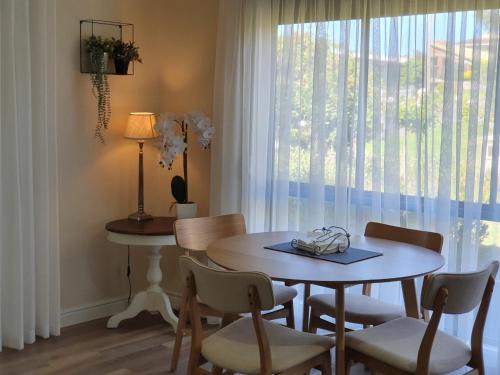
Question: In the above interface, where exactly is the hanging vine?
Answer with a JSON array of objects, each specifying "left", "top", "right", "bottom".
[
  {"left": 89, "top": 53, "right": 111, "bottom": 143},
  {"left": 85, "top": 36, "right": 112, "bottom": 143}
]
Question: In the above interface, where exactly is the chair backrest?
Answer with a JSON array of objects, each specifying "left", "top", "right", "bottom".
[
  {"left": 174, "top": 214, "right": 246, "bottom": 252},
  {"left": 421, "top": 261, "right": 499, "bottom": 314},
  {"left": 364, "top": 222, "right": 443, "bottom": 253},
  {"left": 178, "top": 255, "right": 275, "bottom": 314}
]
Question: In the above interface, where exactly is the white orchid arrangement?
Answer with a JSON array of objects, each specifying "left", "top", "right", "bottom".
[
  {"left": 154, "top": 111, "right": 215, "bottom": 204},
  {"left": 155, "top": 111, "right": 214, "bottom": 169}
]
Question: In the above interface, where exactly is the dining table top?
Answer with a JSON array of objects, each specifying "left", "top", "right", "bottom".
[{"left": 206, "top": 231, "right": 445, "bottom": 285}]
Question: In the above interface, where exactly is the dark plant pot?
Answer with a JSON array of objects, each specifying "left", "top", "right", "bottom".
[{"left": 114, "top": 59, "right": 130, "bottom": 75}]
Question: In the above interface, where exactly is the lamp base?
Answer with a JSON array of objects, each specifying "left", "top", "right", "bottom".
[{"left": 128, "top": 211, "right": 154, "bottom": 222}]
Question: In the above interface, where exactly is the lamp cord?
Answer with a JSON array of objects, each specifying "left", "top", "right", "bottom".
[{"left": 127, "top": 245, "right": 132, "bottom": 305}]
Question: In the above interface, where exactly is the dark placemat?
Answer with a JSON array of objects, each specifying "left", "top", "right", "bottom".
[{"left": 264, "top": 242, "right": 382, "bottom": 265}]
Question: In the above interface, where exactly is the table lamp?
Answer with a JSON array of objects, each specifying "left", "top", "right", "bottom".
[{"left": 125, "top": 112, "right": 158, "bottom": 221}]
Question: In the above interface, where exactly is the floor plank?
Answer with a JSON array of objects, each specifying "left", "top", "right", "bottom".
[{"left": 0, "top": 311, "right": 369, "bottom": 374}]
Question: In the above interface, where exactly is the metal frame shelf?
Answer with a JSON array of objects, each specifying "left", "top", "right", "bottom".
[{"left": 80, "top": 19, "right": 135, "bottom": 75}]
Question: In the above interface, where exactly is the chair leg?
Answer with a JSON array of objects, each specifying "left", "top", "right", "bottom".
[
  {"left": 302, "top": 283, "right": 311, "bottom": 331},
  {"left": 345, "top": 361, "right": 352, "bottom": 375},
  {"left": 308, "top": 308, "right": 319, "bottom": 333},
  {"left": 186, "top": 352, "right": 198, "bottom": 375},
  {"left": 321, "top": 352, "right": 333, "bottom": 375},
  {"left": 344, "top": 350, "right": 351, "bottom": 375},
  {"left": 284, "top": 300, "right": 295, "bottom": 329},
  {"left": 171, "top": 292, "right": 190, "bottom": 372}
]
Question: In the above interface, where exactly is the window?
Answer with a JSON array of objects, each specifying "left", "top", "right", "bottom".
[{"left": 273, "top": 10, "right": 500, "bottom": 223}]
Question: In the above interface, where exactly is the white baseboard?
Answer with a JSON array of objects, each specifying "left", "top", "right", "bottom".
[
  {"left": 60, "top": 290, "right": 183, "bottom": 328},
  {"left": 60, "top": 296, "right": 129, "bottom": 328}
]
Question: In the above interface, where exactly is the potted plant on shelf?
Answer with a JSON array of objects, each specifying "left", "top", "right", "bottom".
[
  {"left": 155, "top": 112, "right": 215, "bottom": 219},
  {"left": 110, "top": 38, "right": 142, "bottom": 75},
  {"left": 83, "top": 35, "right": 113, "bottom": 143}
]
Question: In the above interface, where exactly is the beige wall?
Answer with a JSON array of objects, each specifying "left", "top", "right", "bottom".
[{"left": 56, "top": 0, "right": 218, "bottom": 311}]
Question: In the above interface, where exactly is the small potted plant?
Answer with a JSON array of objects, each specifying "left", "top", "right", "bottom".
[
  {"left": 155, "top": 112, "right": 215, "bottom": 219},
  {"left": 84, "top": 35, "right": 112, "bottom": 73},
  {"left": 83, "top": 35, "right": 113, "bottom": 143},
  {"left": 110, "top": 38, "right": 142, "bottom": 75},
  {"left": 170, "top": 175, "right": 196, "bottom": 219}
]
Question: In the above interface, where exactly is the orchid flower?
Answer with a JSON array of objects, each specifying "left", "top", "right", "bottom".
[
  {"left": 155, "top": 113, "right": 186, "bottom": 169},
  {"left": 155, "top": 111, "right": 214, "bottom": 168},
  {"left": 184, "top": 111, "right": 215, "bottom": 149}
]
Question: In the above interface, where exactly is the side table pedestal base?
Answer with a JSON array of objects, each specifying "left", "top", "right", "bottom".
[
  {"left": 107, "top": 245, "right": 178, "bottom": 331},
  {"left": 107, "top": 290, "right": 178, "bottom": 331}
]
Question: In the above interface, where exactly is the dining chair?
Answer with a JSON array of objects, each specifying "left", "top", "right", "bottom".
[
  {"left": 307, "top": 222, "right": 443, "bottom": 334},
  {"left": 170, "top": 214, "right": 298, "bottom": 372},
  {"left": 344, "top": 261, "right": 499, "bottom": 375},
  {"left": 179, "top": 255, "right": 335, "bottom": 375}
]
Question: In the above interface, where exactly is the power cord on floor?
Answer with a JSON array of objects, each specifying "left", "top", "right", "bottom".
[{"left": 127, "top": 245, "right": 132, "bottom": 305}]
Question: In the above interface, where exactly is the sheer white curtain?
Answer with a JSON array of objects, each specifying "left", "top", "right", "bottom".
[
  {"left": 213, "top": 0, "right": 500, "bottom": 371},
  {"left": 211, "top": 0, "right": 276, "bottom": 231},
  {"left": 0, "top": 0, "right": 60, "bottom": 350}
]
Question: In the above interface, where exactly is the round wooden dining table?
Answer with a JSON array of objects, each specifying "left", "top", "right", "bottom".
[{"left": 206, "top": 231, "right": 445, "bottom": 375}]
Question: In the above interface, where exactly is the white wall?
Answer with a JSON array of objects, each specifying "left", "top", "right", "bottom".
[{"left": 56, "top": 0, "right": 218, "bottom": 318}]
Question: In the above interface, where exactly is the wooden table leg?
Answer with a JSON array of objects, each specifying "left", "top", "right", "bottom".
[
  {"left": 302, "top": 283, "right": 311, "bottom": 331},
  {"left": 335, "top": 285, "right": 345, "bottom": 375},
  {"left": 401, "top": 279, "right": 419, "bottom": 318}
]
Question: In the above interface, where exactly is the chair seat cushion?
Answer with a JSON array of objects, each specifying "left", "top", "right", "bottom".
[
  {"left": 346, "top": 317, "right": 471, "bottom": 374},
  {"left": 307, "top": 292, "right": 404, "bottom": 325},
  {"left": 272, "top": 283, "right": 297, "bottom": 306},
  {"left": 202, "top": 317, "right": 334, "bottom": 374}
]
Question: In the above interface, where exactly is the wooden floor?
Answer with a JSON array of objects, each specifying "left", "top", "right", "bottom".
[{"left": 0, "top": 312, "right": 369, "bottom": 375}]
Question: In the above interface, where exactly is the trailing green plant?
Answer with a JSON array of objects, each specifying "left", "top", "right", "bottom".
[
  {"left": 84, "top": 35, "right": 113, "bottom": 143},
  {"left": 110, "top": 38, "right": 143, "bottom": 63}
]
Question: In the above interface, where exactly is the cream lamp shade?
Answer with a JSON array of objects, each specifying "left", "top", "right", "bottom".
[{"left": 125, "top": 112, "right": 158, "bottom": 140}]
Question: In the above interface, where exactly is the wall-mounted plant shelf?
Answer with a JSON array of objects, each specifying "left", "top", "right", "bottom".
[{"left": 80, "top": 19, "right": 135, "bottom": 75}]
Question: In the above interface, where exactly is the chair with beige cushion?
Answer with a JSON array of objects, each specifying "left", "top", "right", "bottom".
[
  {"left": 170, "top": 214, "right": 298, "bottom": 372},
  {"left": 307, "top": 222, "right": 443, "bottom": 333},
  {"left": 345, "top": 261, "right": 499, "bottom": 375},
  {"left": 179, "top": 255, "right": 335, "bottom": 375}
]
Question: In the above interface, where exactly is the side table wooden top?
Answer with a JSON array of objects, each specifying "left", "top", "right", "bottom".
[{"left": 105, "top": 216, "right": 176, "bottom": 236}]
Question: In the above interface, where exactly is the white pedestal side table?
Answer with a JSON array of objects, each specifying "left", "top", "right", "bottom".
[{"left": 105, "top": 217, "right": 178, "bottom": 332}]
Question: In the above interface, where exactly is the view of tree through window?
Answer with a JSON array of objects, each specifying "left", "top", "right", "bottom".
[{"left": 275, "top": 10, "right": 498, "bottom": 208}]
